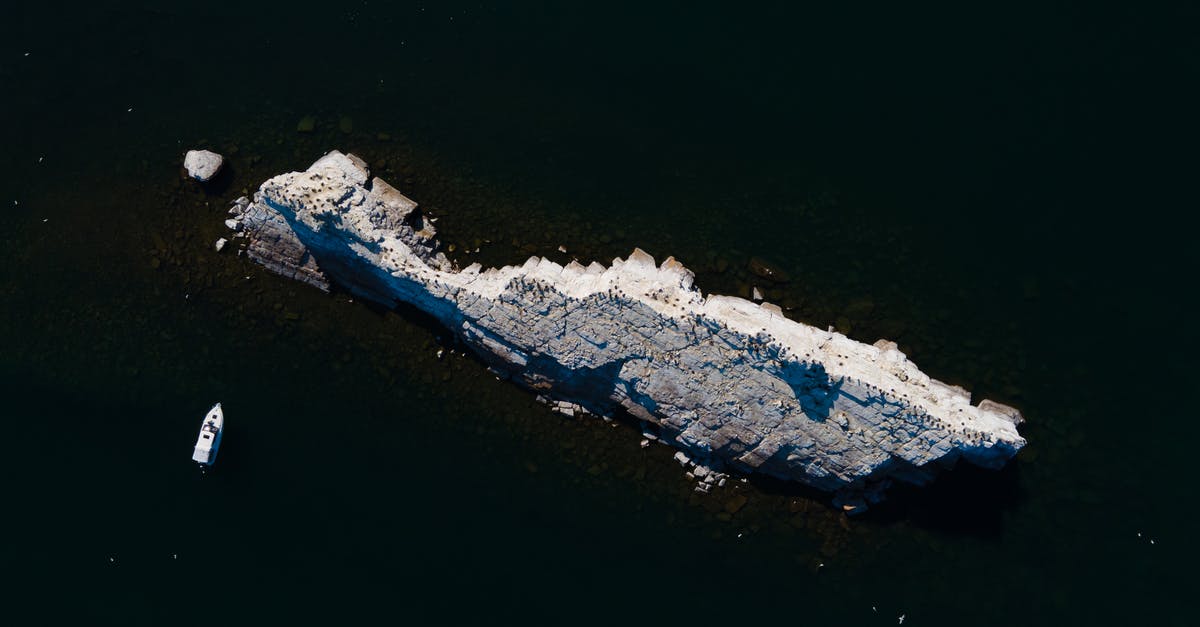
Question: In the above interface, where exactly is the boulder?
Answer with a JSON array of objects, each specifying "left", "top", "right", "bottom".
[{"left": 184, "top": 149, "right": 223, "bottom": 182}]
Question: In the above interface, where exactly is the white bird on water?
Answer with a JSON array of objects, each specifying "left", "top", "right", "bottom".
[{"left": 898, "top": 614, "right": 906, "bottom": 624}]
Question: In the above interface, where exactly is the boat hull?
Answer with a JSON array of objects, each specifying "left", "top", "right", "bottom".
[{"left": 192, "top": 403, "right": 224, "bottom": 466}]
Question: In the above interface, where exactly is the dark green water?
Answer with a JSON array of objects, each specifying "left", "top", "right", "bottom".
[{"left": 2, "top": 2, "right": 1192, "bottom": 624}]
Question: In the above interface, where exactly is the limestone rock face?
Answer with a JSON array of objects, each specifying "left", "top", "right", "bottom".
[
  {"left": 226, "top": 150, "right": 1026, "bottom": 508},
  {"left": 184, "top": 149, "right": 223, "bottom": 182}
]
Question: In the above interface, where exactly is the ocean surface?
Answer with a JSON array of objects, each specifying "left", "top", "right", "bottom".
[{"left": 1, "top": 2, "right": 1192, "bottom": 624}]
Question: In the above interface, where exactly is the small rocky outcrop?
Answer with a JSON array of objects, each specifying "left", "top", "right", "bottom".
[
  {"left": 184, "top": 149, "right": 223, "bottom": 182},
  {"left": 223, "top": 150, "right": 1026, "bottom": 511}
]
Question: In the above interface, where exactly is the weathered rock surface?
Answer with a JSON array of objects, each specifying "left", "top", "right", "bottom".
[
  {"left": 184, "top": 149, "right": 223, "bottom": 182},
  {"left": 225, "top": 150, "right": 1026, "bottom": 509}
]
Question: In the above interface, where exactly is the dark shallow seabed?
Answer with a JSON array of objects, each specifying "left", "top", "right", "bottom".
[{"left": 0, "top": 1, "right": 1193, "bottom": 625}]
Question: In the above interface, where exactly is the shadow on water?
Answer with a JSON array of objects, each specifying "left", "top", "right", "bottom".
[
  {"left": 746, "top": 458, "right": 1024, "bottom": 539},
  {"left": 193, "top": 162, "right": 237, "bottom": 197},
  {"left": 328, "top": 283, "right": 468, "bottom": 353},
  {"left": 746, "top": 472, "right": 836, "bottom": 503},
  {"left": 862, "top": 462, "right": 1026, "bottom": 538}
]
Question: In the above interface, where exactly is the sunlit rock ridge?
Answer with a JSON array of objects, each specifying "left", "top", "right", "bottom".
[{"left": 226, "top": 150, "right": 1025, "bottom": 509}]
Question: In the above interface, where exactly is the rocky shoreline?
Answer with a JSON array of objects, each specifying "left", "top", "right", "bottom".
[{"left": 222, "top": 150, "right": 1026, "bottom": 512}]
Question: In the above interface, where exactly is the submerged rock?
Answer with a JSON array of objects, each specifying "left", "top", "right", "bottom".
[
  {"left": 748, "top": 256, "right": 791, "bottom": 283},
  {"left": 223, "top": 150, "right": 1026, "bottom": 509},
  {"left": 183, "top": 149, "right": 223, "bottom": 182}
]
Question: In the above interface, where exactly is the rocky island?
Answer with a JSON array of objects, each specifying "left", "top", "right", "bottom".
[{"left": 224, "top": 151, "right": 1025, "bottom": 511}]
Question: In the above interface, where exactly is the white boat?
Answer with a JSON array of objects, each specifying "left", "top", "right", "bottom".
[{"left": 191, "top": 403, "right": 224, "bottom": 466}]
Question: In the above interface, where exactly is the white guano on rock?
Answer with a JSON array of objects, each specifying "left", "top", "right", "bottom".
[{"left": 223, "top": 150, "right": 1026, "bottom": 510}]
